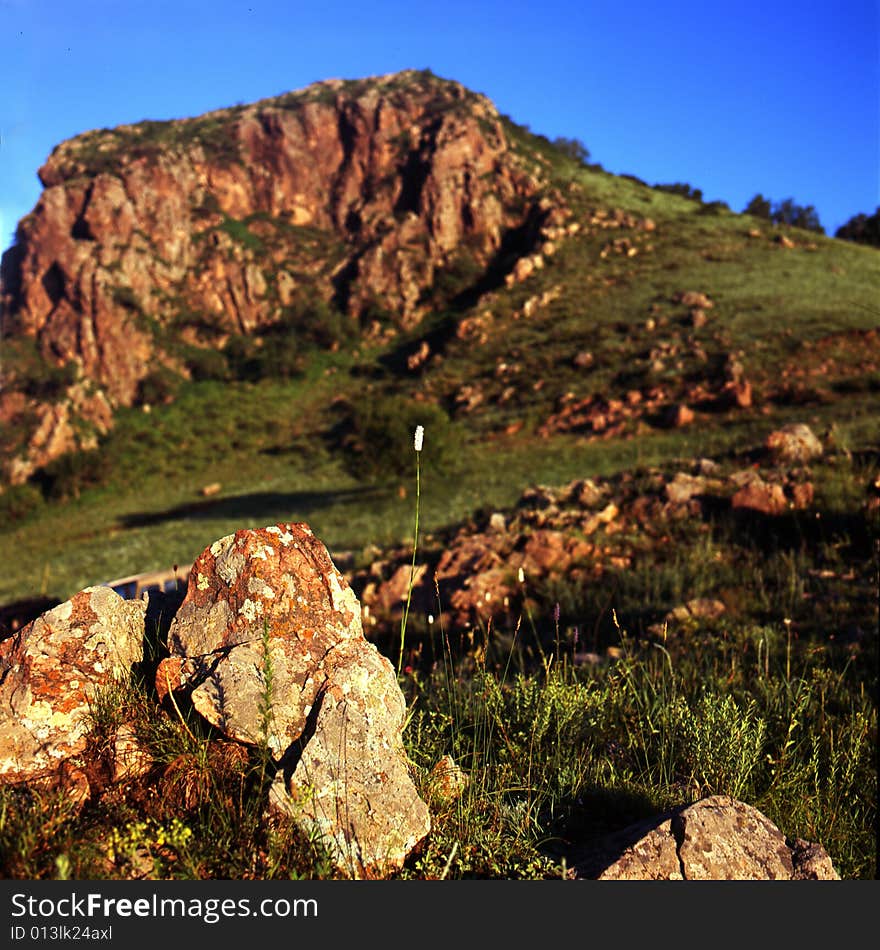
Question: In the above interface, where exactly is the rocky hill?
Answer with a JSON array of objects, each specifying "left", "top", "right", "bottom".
[
  {"left": 1, "top": 68, "right": 878, "bottom": 608},
  {"left": 0, "top": 69, "right": 563, "bottom": 484},
  {"left": 0, "top": 72, "right": 876, "bottom": 879}
]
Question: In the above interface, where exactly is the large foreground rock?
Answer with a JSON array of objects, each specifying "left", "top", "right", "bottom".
[
  {"left": 0, "top": 586, "right": 145, "bottom": 785},
  {"left": 572, "top": 795, "right": 839, "bottom": 880},
  {"left": 156, "top": 523, "right": 430, "bottom": 878}
]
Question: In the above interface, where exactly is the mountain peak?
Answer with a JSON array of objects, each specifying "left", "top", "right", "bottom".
[{"left": 0, "top": 71, "right": 560, "bottom": 484}]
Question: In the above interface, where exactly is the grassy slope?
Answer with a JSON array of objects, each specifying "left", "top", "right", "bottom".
[{"left": 2, "top": 152, "right": 878, "bottom": 605}]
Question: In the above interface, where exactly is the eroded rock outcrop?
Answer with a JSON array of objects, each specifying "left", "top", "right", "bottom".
[
  {"left": 1, "top": 70, "right": 555, "bottom": 483},
  {"left": 0, "top": 586, "right": 145, "bottom": 787},
  {"left": 155, "top": 522, "right": 430, "bottom": 878},
  {"left": 353, "top": 445, "right": 826, "bottom": 638}
]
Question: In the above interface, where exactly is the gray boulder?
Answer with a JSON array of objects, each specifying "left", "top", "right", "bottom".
[{"left": 572, "top": 795, "right": 839, "bottom": 880}]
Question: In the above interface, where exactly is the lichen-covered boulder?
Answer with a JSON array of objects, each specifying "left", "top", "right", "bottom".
[
  {"left": 156, "top": 523, "right": 430, "bottom": 878},
  {"left": 0, "top": 586, "right": 145, "bottom": 785}
]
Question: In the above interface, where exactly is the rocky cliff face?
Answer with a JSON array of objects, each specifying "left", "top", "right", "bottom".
[{"left": 0, "top": 70, "right": 555, "bottom": 484}]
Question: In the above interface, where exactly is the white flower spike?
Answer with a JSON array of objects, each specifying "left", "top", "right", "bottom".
[{"left": 414, "top": 425, "right": 424, "bottom": 452}]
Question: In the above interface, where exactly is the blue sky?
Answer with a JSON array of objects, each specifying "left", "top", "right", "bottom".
[{"left": 1, "top": 0, "right": 878, "bottom": 255}]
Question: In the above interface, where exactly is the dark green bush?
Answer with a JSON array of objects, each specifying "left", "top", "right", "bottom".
[
  {"left": 137, "top": 367, "right": 182, "bottom": 405},
  {"left": 35, "top": 449, "right": 108, "bottom": 501},
  {"left": 655, "top": 182, "right": 704, "bottom": 202},
  {"left": 552, "top": 136, "right": 591, "bottom": 165},
  {"left": 338, "top": 394, "right": 461, "bottom": 481},
  {"left": 219, "top": 217, "right": 264, "bottom": 253},
  {"left": 182, "top": 345, "right": 230, "bottom": 382},
  {"left": 835, "top": 207, "right": 880, "bottom": 247},
  {"left": 281, "top": 298, "right": 348, "bottom": 349},
  {"left": 223, "top": 334, "right": 304, "bottom": 382}
]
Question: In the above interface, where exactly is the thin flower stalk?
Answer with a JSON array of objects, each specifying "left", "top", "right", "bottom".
[{"left": 398, "top": 425, "right": 423, "bottom": 676}]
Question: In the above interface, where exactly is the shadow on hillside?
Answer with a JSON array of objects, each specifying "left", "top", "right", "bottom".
[
  {"left": 118, "top": 485, "right": 382, "bottom": 529},
  {"left": 708, "top": 500, "right": 876, "bottom": 558}
]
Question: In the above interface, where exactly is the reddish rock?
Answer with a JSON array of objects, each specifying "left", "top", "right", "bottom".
[
  {"left": 430, "top": 538, "right": 510, "bottom": 627},
  {"left": 731, "top": 479, "right": 788, "bottom": 515},
  {"left": 455, "top": 311, "right": 493, "bottom": 341},
  {"left": 157, "top": 522, "right": 430, "bottom": 878},
  {"left": 0, "top": 586, "right": 145, "bottom": 785},
  {"left": 674, "top": 291, "right": 714, "bottom": 309},
  {"left": 789, "top": 481, "right": 815, "bottom": 509},
  {"left": 582, "top": 502, "right": 619, "bottom": 535},
  {"left": 559, "top": 477, "right": 605, "bottom": 509},
  {"left": 446, "top": 567, "right": 513, "bottom": 627},
  {"left": 765, "top": 423, "right": 823, "bottom": 463},
  {"left": 364, "top": 562, "right": 430, "bottom": 619},
  {"left": 665, "top": 473, "right": 708, "bottom": 505},
  {"left": 507, "top": 256, "right": 536, "bottom": 284},
  {"left": 789, "top": 838, "right": 840, "bottom": 880},
  {"left": 427, "top": 755, "right": 468, "bottom": 805},
  {"left": 666, "top": 598, "right": 727, "bottom": 625},
  {"left": 721, "top": 377, "right": 752, "bottom": 409},
  {"left": 664, "top": 404, "right": 695, "bottom": 428},
  {"left": 406, "top": 341, "right": 431, "bottom": 372},
  {"left": 454, "top": 383, "right": 485, "bottom": 415},
  {"left": 519, "top": 530, "right": 573, "bottom": 573}
]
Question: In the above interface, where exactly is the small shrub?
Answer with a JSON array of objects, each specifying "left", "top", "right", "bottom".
[
  {"left": 280, "top": 298, "right": 348, "bottom": 350},
  {"left": 106, "top": 818, "right": 193, "bottom": 877},
  {"left": 835, "top": 206, "right": 880, "bottom": 247},
  {"left": 137, "top": 367, "right": 182, "bottom": 405},
  {"left": 224, "top": 334, "right": 305, "bottom": 382},
  {"left": 110, "top": 286, "right": 142, "bottom": 312},
  {"left": 182, "top": 345, "right": 230, "bottom": 382},
  {"left": 219, "top": 216, "right": 264, "bottom": 253},
  {"left": 337, "top": 395, "right": 461, "bottom": 482},
  {"left": 551, "top": 136, "right": 591, "bottom": 165},
  {"left": 35, "top": 448, "right": 109, "bottom": 501},
  {"left": 698, "top": 200, "right": 731, "bottom": 216},
  {"left": 655, "top": 182, "right": 704, "bottom": 203},
  {"left": 674, "top": 692, "right": 767, "bottom": 798},
  {"left": 2, "top": 338, "right": 78, "bottom": 401}
]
